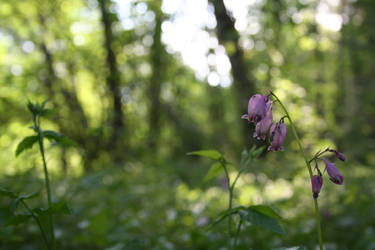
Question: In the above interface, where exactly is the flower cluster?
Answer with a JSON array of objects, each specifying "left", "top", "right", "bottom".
[
  {"left": 241, "top": 94, "right": 286, "bottom": 151},
  {"left": 311, "top": 149, "right": 346, "bottom": 198},
  {"left": 241, "top": 93, "right": 346, "bottom": 200}
]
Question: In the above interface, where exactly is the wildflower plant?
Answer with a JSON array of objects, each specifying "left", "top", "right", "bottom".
[
  {"left": 1, "top": 101, "right": 74, "bottom": 250},
  {"left": 247, "top": 91, "right": 346, "bottom": 249},
  {"left": 189, "top": 90, "right": 346, "bottom": 249}
]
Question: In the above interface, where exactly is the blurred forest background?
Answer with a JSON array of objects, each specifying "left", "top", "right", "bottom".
[{"left": 0, "top": 0, "right": 374, "bottom": 249}]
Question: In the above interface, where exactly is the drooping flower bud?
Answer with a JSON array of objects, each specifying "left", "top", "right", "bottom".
[
  {"left": 332, "top": 150, "right": 346, "bottom": 162},
  {"left": 241, "top": 94, "right": 270, "bottom": 124},
  {"left": 268, "top": 120, "right": 287, "bottom": 152},
  {"left": 253, "top": 107, "right": 273, "bottom": 140},
  {"left": 311, "top": 175, "right": 323, "bottom": 198},
  {"left": 322, "top": 157, "right": 344, "bottom": 185}
]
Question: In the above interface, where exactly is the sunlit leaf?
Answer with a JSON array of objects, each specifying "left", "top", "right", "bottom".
[
  {"left": 187, "top": 150, "right": 223, "bottom": 161},
  {"left": 15, "top": 136, "right": 38, "bottom": 157},
  {"left": 203, "top": 162, "right": 222, "bottom": 182},
  {"left": 272, "top": 247, "right": 306, "bottom": 250},
  {"left": 43, "top": 130, "right": 77, "bottom": 147}
]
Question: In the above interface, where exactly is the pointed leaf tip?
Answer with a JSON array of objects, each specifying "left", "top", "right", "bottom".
[
  {"left": 187, "top": 150, "right": 223, "bottom": 161},
  {"left": 15, "top": 136, "right": 38, "bottom": 157}
]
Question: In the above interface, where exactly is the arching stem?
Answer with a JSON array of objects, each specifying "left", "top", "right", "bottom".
[{"left": 270, "top": 91, "right": 323, "bottom": 250}]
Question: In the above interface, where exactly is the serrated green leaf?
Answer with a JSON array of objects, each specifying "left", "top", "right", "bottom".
[
  {"left": 15, "top": 136, "right": 38, "bottom": 157},
  {"left": 248, "top": 205, "right": 282, "bottom": 220},
  {"left": 187, "top": 150, "right": 223, "bottom": 161},
  {"left": 4, "top": 214, "right": 32, "bottom": 226},
  {"left": 203, "top": 162, "right": 223, "bottom": 182},
  {"left": 243, "top": 207, "right": 286, "bottom": 235}
]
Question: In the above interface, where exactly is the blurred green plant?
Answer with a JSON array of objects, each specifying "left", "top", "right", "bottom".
[
  {"left": 5, "top": 101, "right": 75, "bottom": 249},
  {"left": 188, "top": 146, "right": 285, "bottom": 249}
]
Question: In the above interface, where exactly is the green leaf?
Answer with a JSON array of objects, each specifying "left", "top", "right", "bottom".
[
  {"left": 208, "top": 206, "right": 246, "bottom": 229},
  {"left": 248, "top": 205, "right": 282, "bottom": 220},
  {"left": 43, "top": 130, "right": 77, "bottom": 147},
  {"left": 11, "top": 192, "right": 40, "bottom": 210},
  {"left": 243, "top": 207, "right": 286, "bottom": 235},
  {"left": 19, "top": 192, "right": 39, "bottom": 200},
  {"left": 251, "top": 146, "right": 266, "bottom": 158},
  {"left": 203, "top": 162, "right": 223, "bottom": 182},
  {"left": 43, "top": 200, "right": 71, "bottom": 215},
  {"left": 0, "top": 188, "right": 17, "bottom": 199},
  {"left": 187, "top": 150, "right": 223, "bottom": 161},
  {"left": 4, "top": 214, "right": 32, "bottom": 226},
  {"left": 15, "top": 136, "right": 38, "bottom": 157},
  {"left": 272, "top": 247, "right": 306, "bottom": 250},
  {"left": 27, "top": 100, "right": 54, "bottom": 117},
  {"left": 33, "top": 201, "right": 71, "bottom": 217}
]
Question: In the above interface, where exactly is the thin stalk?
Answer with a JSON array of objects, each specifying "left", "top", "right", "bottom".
[
  {"left": 35, "top": 119, "right": 55, "bottom": 250},
  {"left": 21, "top": 200, "right": 51, "bottom": 250},
  {"left": 271, "top": 92, "right": 323, "bottom": 250},
  {"left": 221, "top": 161, "right": 233, "bottom": 250},
  {"left": 233, "top": 218, "right": 243, "bottom": 248}
]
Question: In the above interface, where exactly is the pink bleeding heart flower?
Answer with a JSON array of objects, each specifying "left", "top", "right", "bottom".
[
  {"left": 331, "top": 149, "right": 346, "bottom": 162},
  {"left": 311, "top": 175, "right": 323, "bottom": 199},
  {"left": 253, "top": 107, "right": 273, "bottom": 140},
  {"left": 322, "top": 157, "right": 344, "bottom": 185},
  {"left": 268, "top": 120, "right": 287, "bottom": 152},
  {"left": 241, "top": 94, "right": 270, "bottom": 124}
]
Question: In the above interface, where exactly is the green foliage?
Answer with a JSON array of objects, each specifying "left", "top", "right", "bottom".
[
  {"left": 15, "top": 136, "right": 38, "bottom": 157},
  {"left": 244, "top": 206, "right": 286, "bottom": 235},
  {"left": 4, "top": 214, "right": 32, "bottom": 226},
  {"left": 0, "top": 0, "right": 374, "bottom": 249},
  {"left": 43, "top": 130, "right": 77, "bottom": 147},
  {"left": 203, "top": 162, "right": 222, "bottom": 182},
  {"left": 187, "top": 150, "right": 224, "bottom": 161},
  {"left": 33, "top": 200, "right": 71, "bottom": 216},
  {"left": 210, "top": 205, "right": 285, "bottom": 235}
]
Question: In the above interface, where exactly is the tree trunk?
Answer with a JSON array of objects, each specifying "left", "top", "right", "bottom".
[
  {"left": 209, "top": 0, "right": 256, "bottom": 148},
  {"left": 148, "top": 0, "right": 165, "bottom": 150},
  {"left": 98, "top": 0, "right": 125, "bottom": 160}
]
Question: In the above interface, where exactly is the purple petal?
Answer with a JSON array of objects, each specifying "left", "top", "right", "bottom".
[
  {"left": 311, "top": 175, "right": 323, "bottom": 198},
  {"left": 322, "top": 157, "right": 344, "bottom": 185},
  {"left": 241, "top": 114, "right": 249, "bottom": 120}
]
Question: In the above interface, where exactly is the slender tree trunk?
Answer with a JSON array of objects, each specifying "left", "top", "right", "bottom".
[
  {"left": 148, "top": 0, "right": 165, "bottom": 150},
  {"left": 98, "top": 0, "right": 125, "bottom": 160},
  {"left": 209, "top": 0, "right": 256, "bottom": 148},
  {"left": 38, "top": 13, "right": 93, "bottom": 171}
]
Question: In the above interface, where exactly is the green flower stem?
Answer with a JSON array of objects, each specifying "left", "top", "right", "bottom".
[
  {"left": 34, "top": 117, "right": 55, "bottom": 250},
  {"left": 271, "top": 92, "right": 323, "bottom": 250},
  {"left": 220, "top": 161, "right": 233, "bottom": 250},
  {"left": 233, "top": 218, "right": 243, "bottom": 248},
  {"left": 21, "top": 200, "right": 51, "bottom": 250}
]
